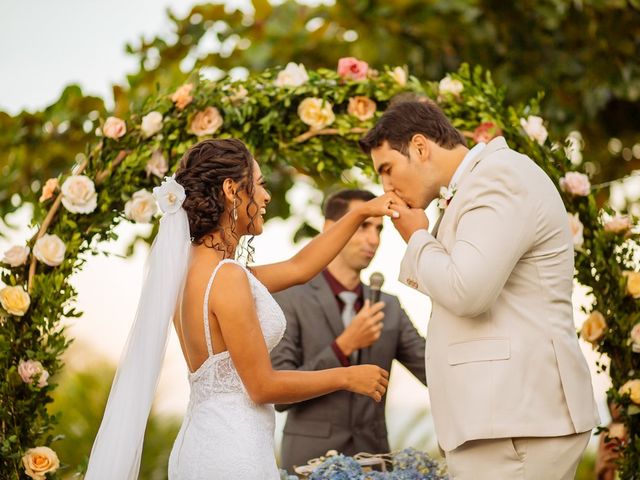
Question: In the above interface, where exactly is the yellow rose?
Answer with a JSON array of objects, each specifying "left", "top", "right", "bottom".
[
  {"left": 188, "top": 107, "right": 223, "bottom": 137},
  {"left": 580, "top": 310, "right": 606, "bottom": 344},
  {"left": 22, "top": 446, "right": 59, "bottom": 480},
  {"left": 619, "top": 379, "right": 640, "bottom": 405},
  {"left": 33, "top": 234, "right": 66, "bottom": 267},
  {"left": 0, "top": 285, "right": 31, "bottom": 316},
  {"left": 623, "top": 271, "right": 640, "bottom": 298},
  {"left": 347, "top": 96, "right": 377, "bottom": 121},
  {"left": 298, "top": 98, "right": 335, "bottom": 130}
]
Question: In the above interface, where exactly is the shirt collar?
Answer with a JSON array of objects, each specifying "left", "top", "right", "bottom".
[
  {"left": 322, "top": 269, "right": 363, "bottom": 299},
  {"left": 449, "top": 142, "right": 486, "bottom": 189}
]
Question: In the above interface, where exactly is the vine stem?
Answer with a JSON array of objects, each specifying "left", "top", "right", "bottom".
[
  {"left": 292, "top": 127, "right": 369, "bottom": 144},
  {"left": 27, "top": 150, "right": 128, "bottom": 293}
]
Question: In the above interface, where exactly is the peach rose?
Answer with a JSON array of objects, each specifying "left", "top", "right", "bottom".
[
  {"left": 22, "top": 446, "right": 59, "bottom": 480},
  {"left": 390, "top": 66, "right": 407, "bottom": 86},
  {"left": 102, "top": 116, "right": 126, "bottom": 140},
  {"left": 125, "top": 189, "right": 158, "bottom": 224},
  {"left": 60, "top": 175, "right": 97, "bottom": 214},
  {"left": 337, "top": 57, "right": 369, "bottom": 81},
  {"left": 0, "top": 285, "right": 30, "bottom": 316},
  {"left": 347, "top": 96, "right": 377, "bottom": 121},
  {"left": 298, "top": 98, "right": 335, "bottom": 130},
  {"left": 438, "top": 76, "right": 463, "bottom": 97},
  {"left": 33, "top": 234, "right": 66, "bottom": 267},
  {"left": 580, "top": 310, "right": 606, "bottom": 344},
  {"left": 188, "top": 107, "right": 223, "bottom": 137},
  {"left": 520, "top": 115, "right": 548, "bottom": 145},
  {"left": 630, "top": 322, "right": 640, "bottom": 353},
  {"left": 604, "top": 215, "right": 632, "bottom": 234},
  {"left": 2, "top": 245, "right": 30, "bottom": 267},
  {"left": 568, "top": 213, "right": 584, "bottom": 250},
  {"left": 623, "top": 271, "right": 640, "bottom": 298},
  {"left": 140, "top": 111, "right": 163, "bottom": 138},
  {"left": 145, "top": 149, "right": 169, "bottom": 179},
  {"left": 274, "top": 62, "right": 309, "bottom": 87},
  {"left": 39, "top": 178, "right": 58, "bottom": 202},
  {"left": 619, "top": 379, "right": 640, "bottom": 404},
  {"left": 171, "top": 83, "right": 194, "bottom": 110},
  {"left": 559, "top": 172, "right": 590, "bottom": 197},
  {"left": 472, "top": 122, "right": 502, "bottom": 143},
  {"left": 18, "top": 360, "right": 49, "bottom": 388},
  {"left": 227, "top": 85, "right": 248, "bottom": 105}
]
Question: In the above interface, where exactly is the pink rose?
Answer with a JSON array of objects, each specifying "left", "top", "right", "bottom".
[
  {"left": 102, "top": 116, "right": 126, "bottom": 140},
  {"left": 188, "top": 107, "right": 223, "bottom": 137},
  {"left": 39, "top": 178, "right": 58, "bottom": 202},
  {"left": 18, "top": 360, "right": 49, "bottom": 388},
  {"left": 337, "top": 57, "right": 369, "bottom": 81},
  {"left": 171, "top": 83, "right": 194, "bottom": 110},
  {"left": 604, "top": 215, "right": 632, "bottom": 235},
  {"left": 472, "top": 122, "right": 502, "bottom": 143},
  {"left": 559, "top": 172, "right": 590, "bottom": 197}
]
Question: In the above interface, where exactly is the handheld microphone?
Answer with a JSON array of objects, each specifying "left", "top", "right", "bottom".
[{"left": 368, "top": 272, "right": 385, "bottom": 304}]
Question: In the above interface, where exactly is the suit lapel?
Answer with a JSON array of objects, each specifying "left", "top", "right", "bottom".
[{"left": 309, "top": 274, "right": 344, "bottom": 338}]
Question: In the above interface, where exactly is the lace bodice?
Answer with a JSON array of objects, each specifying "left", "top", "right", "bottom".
[{"left": 187, "top": 259, "right": 286, "bottom": 407}]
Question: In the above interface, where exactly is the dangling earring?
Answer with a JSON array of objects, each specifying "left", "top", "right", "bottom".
[{"left": 233, "top": 198, "right": 238, "bottom": 221}]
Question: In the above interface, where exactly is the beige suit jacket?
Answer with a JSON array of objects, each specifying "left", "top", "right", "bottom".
[{"left": 399, "top": 137, "right": 600, "bottom": 452}]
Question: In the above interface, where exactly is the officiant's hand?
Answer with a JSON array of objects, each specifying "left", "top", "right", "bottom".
[
  {"left": 335, "top": 300, "right": 386, "bottom": 356},
  {"left": 387, "top": 195, "right": 429, "bottom": 243}
]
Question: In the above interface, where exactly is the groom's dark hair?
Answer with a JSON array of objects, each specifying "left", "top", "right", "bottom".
[
  {"left": 323, "top": 189, "right": 376, "bottom": 221},
  {"left": 359, "top": 99, "right": 466, "bottom": 155}
]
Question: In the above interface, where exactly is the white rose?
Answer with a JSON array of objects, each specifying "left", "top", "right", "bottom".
[
  {"left": 559, "top": 171, "right": 591, "bottom": 197},
  {"left": 145, "top": 149, "right": 169, "bottom": 179},
  {"left": 61, "top": 175, "right": 97, "bottom": 214},
  {"left": 33, "top": 234, "right": 66, "bottom": 267},
  {"left": 568, "top": 213, "right": 584, "bottom": 250},
  {"left": 275, "top": 62, "right": 309, "bottom": 87},
  {"left": 140, "top": 111, "right": 163, "bottom": 138},
  {"left": 438, "top": 76, "right": 463, "bottom": 97},
  {"left": 125, "top": 190, "right": 158, "bottom": 223},
  {"left": 153, "top": 177, "right": 186, "bottom": 215},
  {"left": 3, "top": 246, "right": 30, "bottom": 267},
  {"left": 298, "top": 98, "right": 335, "bottom": 130},
  {"left": 390, "top": 66, "right": 407, "bottom": 86},
  {"left": 520, "top": 115, "right": 548, "bottom": 145}
]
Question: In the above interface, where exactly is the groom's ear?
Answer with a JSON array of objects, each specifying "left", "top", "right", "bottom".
[{"left": 409, "top": 134, "right": 431, "bottom": 164}]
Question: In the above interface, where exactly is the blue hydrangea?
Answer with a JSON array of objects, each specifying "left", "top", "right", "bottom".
[
  {"left": 308, "top": 455, "right": 364, "bottom": 480},
  {"left": 279, "top": 469, "right": 299, "bottom": 480}
]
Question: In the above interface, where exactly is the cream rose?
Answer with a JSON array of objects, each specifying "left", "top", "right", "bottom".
[
  {"left": 619, "top": 379, "right": 640, "bottom": 404},
  {"left": 275, "top": 62, "right": 309, "bottom": 87},
  {"left": 18, "top": 360, "right": 49, "bottom": 388},
  {"left": 390, "top": 66, "right": 407, "bottom": 86},
  {"left": 125, "top": 190, "right": 158, "bottom": 224},
  {"left": 145, "top": 149, "right": 169, "bottom": 179},
  {"left": 3, "top": 245, "right": 30, "bottom": 267},
  {"left": 580, "top": 310, "right": 606, "bottom": 344},
  {"left": 0, "top": 285, "right": 30, "bottom": 316},
  {"left": 568, "top": 213, "right": 584, "bottom": 250},
  {"left": 623, "top": 271, "right": 640, "bottom": 298},
  {"left": 22, "top": 446, "right": 59, "bottom": 480},
  {"left": 33, "top": 234, "right": 66, "bottom": 267},
  {"left": 559, "top": 172, "right": 590, "bottom": 197},
  {"left": 102, "top": 116, "right": 127, "bottom": 140},
  {"left": 438, "top": 76, "right": 464, "bottom": 97},
  {"left": 39, "top": 178, "right": 58, "bottom": 202},
  {"left": 227, "top": 85, "right": 248, "bottom": 105},
  {"left": 171, "top": 83, "right": 194, "bottom": 110},
  {"left": 60, "top": 175, "right": 97, "bottom": 214},
  {"left": 298, "top": 98, "right": 335, "bottom": 130},
  {"left": 140, "top": 111, "right": 163, "bottom": 138},
  {"left": 605, "top": 215, "right": 632, "bottom": 234},
  {"left": 631, "top": 323, "right": 640, "bottom": 353},
  {"left": 188, "top": 107, "right": 223, "bottom": 137},
  {"left": 520, "top": 115, "right": 548, "bottom": 145},
  {"left": 347, "top": 96, "right": 377, "bottom": 121}
]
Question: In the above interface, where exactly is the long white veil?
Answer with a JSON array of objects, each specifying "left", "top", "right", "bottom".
[{"left": 85, "top": 177, "right": 190, "bottom": 479}]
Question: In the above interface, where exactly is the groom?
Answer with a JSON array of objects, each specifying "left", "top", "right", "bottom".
[{"left": 359, "top": 100, "right": 600, "bottom": 479}]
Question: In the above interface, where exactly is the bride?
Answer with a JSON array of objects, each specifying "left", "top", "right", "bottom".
[{"left": 85, "top": 138, "right": 396, "bottom": 479}]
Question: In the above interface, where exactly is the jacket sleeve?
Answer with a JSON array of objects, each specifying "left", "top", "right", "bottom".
[
  {"left": 392, "top": 299, "right": 427, "bottom": 386},
  {"left": 399, "top": 165, "right": 534, "bottom": 318}
]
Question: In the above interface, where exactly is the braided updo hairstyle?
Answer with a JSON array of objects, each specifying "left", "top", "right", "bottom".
[{"left": 174, "top": 138, "right": 258, "bottom": 258}]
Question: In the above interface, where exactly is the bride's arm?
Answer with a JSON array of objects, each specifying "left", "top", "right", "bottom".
[
  {"left": 251, "top": 192, "right": 398, "bottom": 293},
  {"left": 212, "top": 263, "right": 389, "bottom": 404}
]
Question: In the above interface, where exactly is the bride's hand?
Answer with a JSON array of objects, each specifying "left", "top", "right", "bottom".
[
  {"left": 358, "top": 192, "right": 401, "bottom": 219},
  {"left": 345, "top": 365, "right": 389, "bottom": 402}
]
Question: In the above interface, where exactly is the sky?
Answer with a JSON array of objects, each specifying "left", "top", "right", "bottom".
[{"left": 1, "top": 0, "right": 610, "bottom": 454}]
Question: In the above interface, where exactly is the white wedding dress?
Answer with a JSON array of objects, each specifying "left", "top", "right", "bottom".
[{"left": 168, "top": 259, "right": 286, "bottom": 479}]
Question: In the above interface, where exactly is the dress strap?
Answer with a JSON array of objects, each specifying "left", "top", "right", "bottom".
[{"left": 203, "top": 259, "right": 240, "bottom": 357}]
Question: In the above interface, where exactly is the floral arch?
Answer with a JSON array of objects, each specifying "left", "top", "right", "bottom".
[{"left": 2, "top": 60, "right": 640, "bottom": 478}]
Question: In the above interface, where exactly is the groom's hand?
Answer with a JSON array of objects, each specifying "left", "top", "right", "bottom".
[{"left": 388, "top": 195, "right": 429, "bottom": 243}]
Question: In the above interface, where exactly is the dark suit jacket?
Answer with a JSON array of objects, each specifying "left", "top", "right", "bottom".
[{"left": 270, "top": 273, "right": 426, "bottom": 473}]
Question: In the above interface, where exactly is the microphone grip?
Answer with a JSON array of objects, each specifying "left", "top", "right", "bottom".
[{"left": 369, "top": 288, "right": 381, "bottom": 304}]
